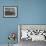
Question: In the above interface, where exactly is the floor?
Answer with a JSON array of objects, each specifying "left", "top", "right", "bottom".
[
  {"left": 19, "top": 39, "right": 46, "bottom": 46},
  {"left": 0, "top": 44, "right": 18, "bottom": 46},
  {"left": 0, "top": 40, "right": 46, "bottom": 46}
]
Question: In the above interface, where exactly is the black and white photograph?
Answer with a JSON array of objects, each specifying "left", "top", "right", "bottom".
[{"left": 3, "top": 6, "right": 17, "bottom": 17}]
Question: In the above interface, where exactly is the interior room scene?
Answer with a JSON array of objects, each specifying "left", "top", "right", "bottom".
[
  {"left": 5, "top": 8, "right": 15, "bottom": 15},
  {"left": 18, "top": 25, "right": 46, "bottom": 46},
  {"left": 0, "top": 0, "right": 46, "bottom": 46}
]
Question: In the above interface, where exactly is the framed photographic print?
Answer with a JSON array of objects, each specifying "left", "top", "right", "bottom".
[
  {"left": 18, "top": 24, "right": 46, "bottom": 42},
  {"left": 3, "top": 6, "right": 17, "bottom": 18}
]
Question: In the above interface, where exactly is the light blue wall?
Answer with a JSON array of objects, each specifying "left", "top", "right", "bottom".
[
  {"left": 0, "top": 0, "right": 46, "bottom": 44},
  {"left": 0, "top": 0, "right": 18, "bottom": 44},
  {"left": 18, "top": 0, "right": 46, "bottom": 24}
]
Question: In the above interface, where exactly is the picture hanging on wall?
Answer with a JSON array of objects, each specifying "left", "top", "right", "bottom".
[{"left": 3, "top": 6, "right": 17, "bottom": 18}]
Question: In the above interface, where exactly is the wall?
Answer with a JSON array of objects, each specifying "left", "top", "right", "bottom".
[
  {"left": 20, "top": 25, "right": 46, "bottom": 30},
  {"left": 18, "top": 0, "right": 46, "bottom": 24},
  {"left": 0, "top": 0, "right": 46, "bottom": 44},
  {"left": 0, "top": 0, "right": 18, "bottom": 44}
]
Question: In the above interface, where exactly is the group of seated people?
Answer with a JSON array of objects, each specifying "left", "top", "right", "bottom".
[{"left": 21, "top": 29, "right": 46, "bottom": 41}]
